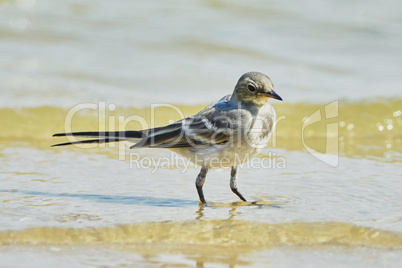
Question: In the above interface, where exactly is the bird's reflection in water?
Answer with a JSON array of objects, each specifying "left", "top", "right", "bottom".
[
  {"left": 194, "top": 199, "right": 283, "bottom": 221},
  {"left": 195, "top": 203, "right": 205, "bottom": 220},
  {"left": 192, "top": 200, "right": 284, "bottom": 267}
]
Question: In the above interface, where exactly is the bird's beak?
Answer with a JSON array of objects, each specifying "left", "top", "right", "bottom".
[{"left": 266, "top": 90, "right": 282, "bottom": 101}]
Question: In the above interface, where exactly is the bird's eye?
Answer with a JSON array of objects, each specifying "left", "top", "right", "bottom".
[{"left": 247, "top": 84, "right": 256, "bottom": 92}]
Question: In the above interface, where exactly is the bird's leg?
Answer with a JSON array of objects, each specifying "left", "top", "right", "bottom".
[
  {"left": 195, "top": 166, "right": 209, "bottom": 205},
  {"left": 230, "top": 166, "right": 247, "bottom": 202}
]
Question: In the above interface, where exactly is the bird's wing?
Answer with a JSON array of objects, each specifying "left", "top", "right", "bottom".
[
  {"left": 52, "top": 94, "right": 236, "bottom": 149},
  {"left": 131, "top": 111, "right": 234, "bottom": 149}
]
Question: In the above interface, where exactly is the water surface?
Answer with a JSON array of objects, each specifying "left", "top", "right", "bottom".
[{"left": 1, "top": 0, "right": 402, "bottom": 267}]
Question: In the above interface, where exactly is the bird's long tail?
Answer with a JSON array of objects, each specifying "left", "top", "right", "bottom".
[{"left": 52, "top": 131, "right": 143, "bottom": 147}]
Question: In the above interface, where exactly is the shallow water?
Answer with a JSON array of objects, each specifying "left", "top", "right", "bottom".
[
  {"left": 1, "top": 0, "right": 402, "bottom": 267},
  {"left": 1, "top": 123, "right": 402, "bottom": 266}
]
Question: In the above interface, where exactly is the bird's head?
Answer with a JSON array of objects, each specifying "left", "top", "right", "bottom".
[{"left": 232, "top": 72, "right": 282, "bottom": 106}]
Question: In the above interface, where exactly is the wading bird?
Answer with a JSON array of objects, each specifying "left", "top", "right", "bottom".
[{"left": 53, "top": 72, "right": 282, "bottom": 205}]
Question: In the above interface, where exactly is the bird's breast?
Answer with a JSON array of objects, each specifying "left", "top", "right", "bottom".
[{"left": 245, "top": 104, "right": 276, "bottom": 149}]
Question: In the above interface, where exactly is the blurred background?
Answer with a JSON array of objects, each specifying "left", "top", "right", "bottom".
[
  {"left": 1, "top": 0, "right": 401, "bottom": 158},
  {"left": 1, "top": 0, "right": 401, "bottom": 107},
  {"left": 1, "top": 1, "right": 402, "bottom": 267}
]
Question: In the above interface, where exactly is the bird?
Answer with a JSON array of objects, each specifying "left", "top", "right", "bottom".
[{"left": 52, "top": 72, "right": 282, "bottom": 205}]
